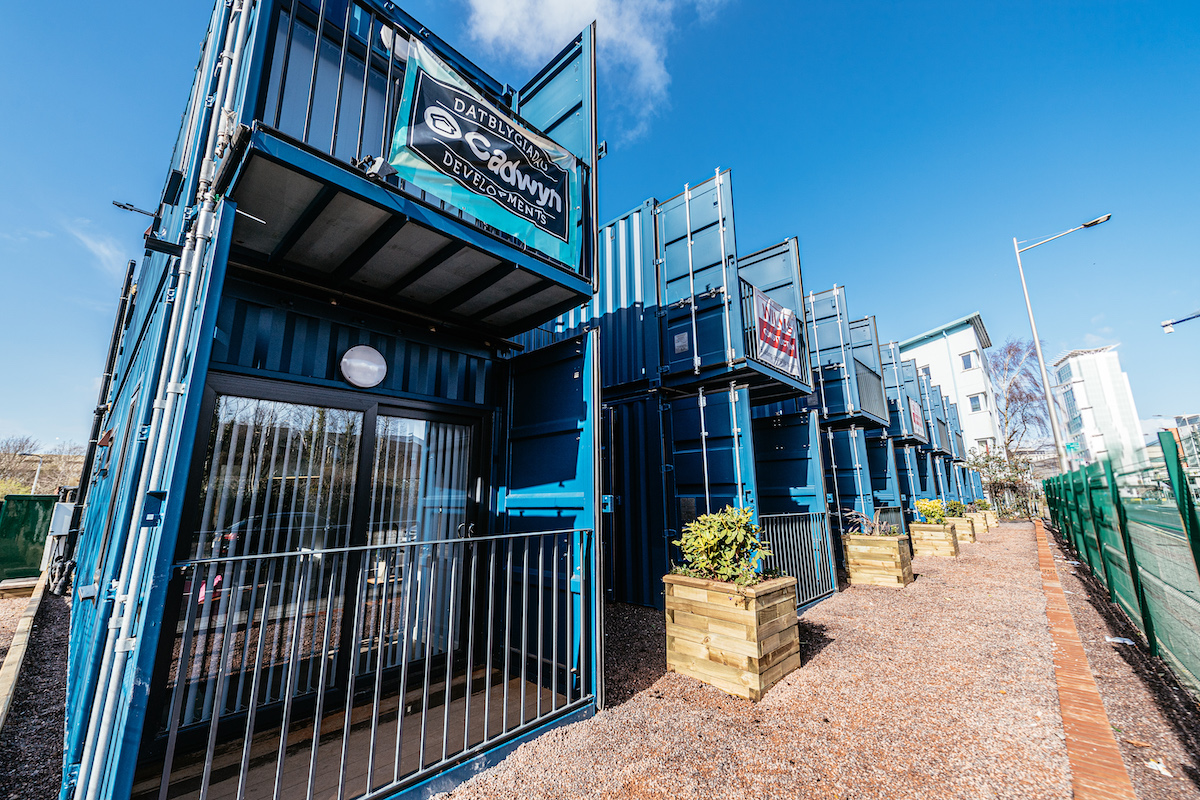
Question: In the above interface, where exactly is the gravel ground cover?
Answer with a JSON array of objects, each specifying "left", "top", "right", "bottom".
[
  {"left": 1046, "top": 525, "right": 1200, "bottom": 799},
  {"left": 0, "top": 596, "right": 29, "bottom": 665},
  {"left": 440, "top": 522, "right": 1071, "bottom": 800},
  {"left": 0, "top": 592, "right": 69, "bottom": 799}
]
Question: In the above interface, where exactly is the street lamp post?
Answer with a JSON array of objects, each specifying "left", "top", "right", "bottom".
[
  {"left": 17, "top": 452, "right": 44, "bottom": 495},
  {"left": 1013, "top": 214, "right": 1111, "bottom": 474}
]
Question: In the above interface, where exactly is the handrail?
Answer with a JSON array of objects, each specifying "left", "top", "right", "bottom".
[{"left": 175, "top": 527, "right": 593, "bottom": 568}]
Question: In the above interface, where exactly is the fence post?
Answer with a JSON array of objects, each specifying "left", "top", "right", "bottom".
[
  {"left": 1103, "top": 457, "right": 1157, "bottom": 656},
  {"left": 1157, "top": 431, "right": 1200, "bottom": 584},
  {"left": 1083, "top": 464, "right": 1117, "bottom": 599}
]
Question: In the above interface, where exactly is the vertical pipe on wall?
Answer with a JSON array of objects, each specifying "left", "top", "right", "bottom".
[
  {"left": 682, "top": 185, "right": 701, "bottom": 374},
  {"left": 74, "top": 5, "right": 257, "bottom": 799},
  {"left": 697, "top": 387, "right": 712, "bottom": 514},
  {"left": 713, "top": 169, "right": 735, "bottom": 368},
  {"left": 728, "top": 383, "right": 744, "bottom": 509}
]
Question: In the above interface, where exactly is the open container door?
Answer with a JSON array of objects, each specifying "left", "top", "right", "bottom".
[
  {"left": 517, "top": 22, "right": 599, "bottom": 287},
  {"left": 501, "top": 331, "right": 602, "bottom": 709}
]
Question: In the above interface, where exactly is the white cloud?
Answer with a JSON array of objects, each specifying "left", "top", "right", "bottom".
[
  {"left": 458, "top": 0, "right": 725, "bottom": 143},
  {"left": 0, "top": 228, "right": 53, "bottom": 244},
  {"left": 64, "top": 219, "right": 130, "bottom": 279}
]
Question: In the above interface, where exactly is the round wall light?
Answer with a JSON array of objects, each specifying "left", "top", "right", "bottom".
[{"left": 340, "top": 344, "right": 387, "bottom": 388}]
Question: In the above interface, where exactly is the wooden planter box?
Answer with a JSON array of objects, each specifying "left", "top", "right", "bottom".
[
  {"left": 945, "top": 516, "right": 977, "bottom": 543},
  {"left": 664, "top": 574, "right": 800, "bottom": 701},
  {"left": 909, "top": 522, "right": 959, "bottom": 557},
  {"left": 844, "top": 534, "right": 913, "bottom": 588},
  {"left": 967, "top": 511, "right": 989, "bottom": 532},
  {"left": 984, "top": 510, "right": 998, "bottom": 528}
]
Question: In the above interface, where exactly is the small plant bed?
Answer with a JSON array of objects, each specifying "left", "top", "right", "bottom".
[
  {"left": 967, "top": 510, "right": 989, "bottom": 533},
  {"left": 944, "top": 516, "right": 977, "bottom": 543},
  {"left": 911, "top": 499, "right": 960, "bottom": 557},
  {"left": 665, "top": 506, "right": 800, "bottom": 701},
  {"left": 841, "top": 510, "right": 913, "bottom": 588}
]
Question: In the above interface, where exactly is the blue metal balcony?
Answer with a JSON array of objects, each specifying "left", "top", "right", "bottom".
[
  {"left": 216, "top": 124, "right": 591, "bottom": 337},
  {"left": 805, "top": 287, "right": 888, "bottom": 428}
]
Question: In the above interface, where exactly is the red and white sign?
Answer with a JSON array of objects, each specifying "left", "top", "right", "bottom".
[
  {"left": 908, "top": 397, "right": 926, "bottom": 438},
  {"left": 753, "top": 288, "right": 801, "bottom": 377}
]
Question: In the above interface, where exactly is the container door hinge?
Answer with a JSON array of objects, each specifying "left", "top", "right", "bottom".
[
  {"left": 660, "top": 464, "right": 674, "bottom": 474},
  {"left": 601, "top": 495, "right": 614, "bottom": 513},
  {"left": 137, "top": 424, "right": 152, "bottom": 441},
  {"left": 142, "top": 490, "right": 167, "bottom": 528},
  {"left": 64, "top": 765, "right": 80, "bottom": 793},
  {"left": 77, "top": 583, "right": 99, "bottom": 601}
]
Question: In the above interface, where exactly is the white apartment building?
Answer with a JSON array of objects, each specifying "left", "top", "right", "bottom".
[
  {"left": 1051, "top": 345, "right": 1143, "bottom": 467},
  {"left": 898, "top": 313, "right": 1003, "bottom": 456}
]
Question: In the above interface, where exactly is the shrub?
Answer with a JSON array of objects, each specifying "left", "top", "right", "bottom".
[
  {"left": 974, "top": 499, "right": 991, "bottom": 511},
  {"left": 671, "top": 505, "right": 771, "bottom": 586},
  {"left": 915, "top": 498, "right": 947, "bottom": 524},
  {"left": 946, "top": 501, "right": 967, "bottom": 517},
  {"left": 843, "top": 508, "right": 899, "bottom": 536}
]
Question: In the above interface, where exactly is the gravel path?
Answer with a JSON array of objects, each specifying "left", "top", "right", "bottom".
[
  {"left": 1047, "top": 526, "right": 1200, "bottom": 799},
  {"left": 440, "top": 522, "right": 1071, "bottom": 800},
  {"left": 0, "top": 592, "right": 69, "bottom": 799}
]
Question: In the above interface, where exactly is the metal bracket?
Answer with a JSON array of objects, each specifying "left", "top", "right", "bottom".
[
  {"left": 137, "top": 424, "right": 151, "bottom": 441},
  {"left": 601, "top": 495, "right": 614, "bottom": 513},
  {"left": 77, "top": 583, "right": 99, "bottom": 600},
  {"left": 142, "top": 490, "right": 167, "bottom": 528},
  {"left": 115, "top": 637, "right": 137, "bottom": 653}
]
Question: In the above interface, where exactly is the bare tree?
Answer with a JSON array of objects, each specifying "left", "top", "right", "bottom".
[
  {"left": 988, "top": 337, "right": 1049, "bottom": 459},
  {"left": 0, "top": 435, "right": 41, "bottom": 484}
]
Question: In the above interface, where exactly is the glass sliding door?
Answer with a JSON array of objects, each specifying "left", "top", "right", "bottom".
[{"left": 360, "top": 415, "right": 474, "bottom": 675}]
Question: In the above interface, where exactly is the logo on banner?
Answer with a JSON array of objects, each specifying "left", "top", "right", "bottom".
[
  {"left": 909, "top": 396, "right": 926, "bottom": 438},
  {"left": 752, "top": 288, "right": 801, "bottom": 378},
  {"left": 403, "top": 69, "right": 571, "bottom": 243}
]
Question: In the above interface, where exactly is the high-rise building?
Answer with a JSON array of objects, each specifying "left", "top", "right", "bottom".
[
  {"left": 1174, "top": 413, "right": 1200, "bottom": 468},
  {"left": 1051, "top": 345, "right": 1143, "bottom": 467},
  {"left": 898, "top": 313, "right": 1003, "bottom": 457}
]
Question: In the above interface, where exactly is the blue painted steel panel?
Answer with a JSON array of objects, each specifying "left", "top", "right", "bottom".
[
  {"left": 667, "top": 385, "right": 759, "bottom": 523},
  {"left": 823, "top": 427, "right": 875, "bottom": 529},
  {"left": 750, "top": 408, "right": 825, "bottom": 515},
  {"left": 866, "top": 434, "right": 903, "bottom": 523},
  {"left": 601, "top": 395, "right": 673, "bottom": 608},
  {"left": 211, "top": 277, "right": 494, "bottom": 407},
  {"left": 879, "top": 344, "right": 928, "bottom": 444},
  {"left": 917, "top": 377, "right": 952, "bottom": 456}
]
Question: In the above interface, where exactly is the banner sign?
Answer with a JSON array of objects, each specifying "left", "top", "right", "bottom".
[
  {"left": 752, "top": 287, "right": 801, "bottom": 377},
  {"left": 909, "top": 397, "right": 926, "bottom": 438},
  {"left": 389, "top": 39, "right": 581, "bottom": 267}
]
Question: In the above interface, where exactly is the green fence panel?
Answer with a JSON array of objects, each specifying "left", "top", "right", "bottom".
[
  {"left": 1114, "top": 444, "right": 1200, "bottom": 695},
  {"left": 1080, "top": 462, "right": 1109, "bottom": 590},
  {"left": 1100, "top": 459, "right": 1152, "bottom": 640},
  {"left": 0, "top": 494, "right": 56, "bottom": 581},
  {"left": 1070, "top": 470, "right": 1091, "bottom": 560}
]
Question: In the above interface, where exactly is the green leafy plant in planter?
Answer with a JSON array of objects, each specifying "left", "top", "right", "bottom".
[
  {"left": 843, "top": 509, "right": 899, "bottom": 536},
  {"left": 974, "top": 499, "right": 991, "bottom": 511},
  {"left": 671, "top": 505, "right": 772, "bottom": 586},
  {"left": 945, "top": 500, "right": 967, "bottom": 517},
  {"left": 914, "top": 498, "right": 947, "bottom": 524}
]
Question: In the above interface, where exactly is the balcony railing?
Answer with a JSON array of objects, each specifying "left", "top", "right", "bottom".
[
  {"left": 739, "top": 278, "right": 806, "bottom": 381},
  {"left": 141, "top": 529, "right": 598, "bottom": 800},
  {"left": 854, "top": 359, "right": 888, "bottom": 421},
  {"left": 759, "top": 512, "right": 834, "bottom": 609}
]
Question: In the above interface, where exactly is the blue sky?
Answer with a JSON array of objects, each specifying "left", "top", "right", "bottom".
[{"left": 1, "top": 0, "right": 1197, "bottom": 447}]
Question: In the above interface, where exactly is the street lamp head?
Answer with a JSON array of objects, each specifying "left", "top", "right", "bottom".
[
  {"left": 1162, "top": 321, "right": 1175, "bottom": 334},
  {"left": 1082, "top": 213, "right": 1111, "bottom": 228}
]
